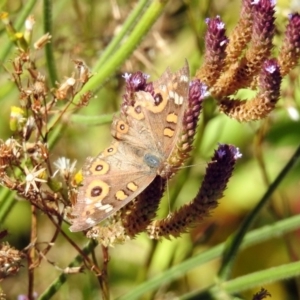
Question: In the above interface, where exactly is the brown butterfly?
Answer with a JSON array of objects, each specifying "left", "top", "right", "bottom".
[{"left": 70, "top": 62, "right": 190, "bottom": 232}]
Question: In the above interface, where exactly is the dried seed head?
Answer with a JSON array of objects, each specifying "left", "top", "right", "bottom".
[
  {"left": 34, "top": 33, "right": 52, "bottom": 49},
  {"left": 73, "top": 59, "right": 92, "bottom": 83},
  {"left": 24, "top": 141, "right": 49, "bottom": 161},
  {"left": 33, "top": 82, "right": 46, "bottom": 97},
  {"left": 0, "top": 242, "right": 24, "bottom": 280},
  {"left": 86, "top": 223, "right": 129, "bottom": 247},
  {"left": 79, "top": 90, "right": 93, "bottom": 106},
  {"left": 19, "top": 90, "right": 30, "bottom": 107},
  {"left": 23, "top": 116, "right": 36, "bottom": 141},
  {"left": 13, "top": 56, "right": 23, "bottom": 75},
  {"left": 0, "top": 138, "right": 21, "bottom": 171},
  {"left": 55, "top": 77, "right": 76, "bottom": 100}
]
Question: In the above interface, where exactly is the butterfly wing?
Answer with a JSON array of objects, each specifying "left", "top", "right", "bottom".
[
  {"left": 128, "top": 62, "right": 190, "bottom": 161},
  {"left": 70, "top": 141, "right": 156, "bottom": 232},
  {"left": 70, "top": 62, "right": 190, "bottom": 232},
  {"left": 148, "top": 62, "right": 190, "bottom": 155}
]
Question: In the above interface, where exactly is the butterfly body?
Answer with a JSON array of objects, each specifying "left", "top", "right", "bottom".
[{"left": 70, "top": 62, "right": 190, "bottom": 232}]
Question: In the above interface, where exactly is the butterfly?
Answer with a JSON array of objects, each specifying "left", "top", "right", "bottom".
[{"left": 70, "top": 62, "right": 190, "bottom": 232}]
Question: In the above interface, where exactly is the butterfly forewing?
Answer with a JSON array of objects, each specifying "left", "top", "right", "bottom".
[{"left": 133, "top": 62, "right": 190, "bottom": 161}]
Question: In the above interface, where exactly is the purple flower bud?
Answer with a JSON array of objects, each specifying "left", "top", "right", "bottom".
[
  {"left": 259, "top": 59, "right": 281, "bottom": 98},
  {"left": 124, "top": 71, "right": 149, "bottom": 92},
  {"left": 251, "top": 0, "right": 275, "bottom": 44},
  {"left": 285, "top": 14, "right": 300, "bottom": 48},
  {"left": 205, "top": 16, "right": 228, "bottom": 55},
  {"left": 121, "top": 71, "right": 153, "bottom": 110},
  {"left": 189, "top": 80, "right": 208, "bottom": 103},
  {"left": 215, "top": 144, "right": 242, "bottom": 161}
]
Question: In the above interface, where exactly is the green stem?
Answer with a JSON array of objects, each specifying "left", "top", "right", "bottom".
[
  {"left": 70, "top": 113, "right": 113, "bottom": 126},
  {"left": 38, "top": 240, "right": 98, "bottom": 300},
  {"left": 119, "top": 214, "right": 300, "bottom": 300},
  {"left": 73, "top": 0, "right": 169, "bottom": 100},
  {"left": 0, "top": 188, "right": 15, "bottom": 223},
  {"left": 218, "top": 143, "right": 300, "bottom": 280},
  {"left": 43, "top": 0, "right": 58, "bottom": 86},
  {"left": 184, "top": 261, "right": 300, "bottom": 299},
  {"left": 95, "top": 0, "right": 150, "bottom": 69}
]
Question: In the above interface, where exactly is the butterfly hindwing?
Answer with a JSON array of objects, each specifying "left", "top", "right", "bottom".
[{"left": 70, "top": 141, "right": 156, "bottom": 232}]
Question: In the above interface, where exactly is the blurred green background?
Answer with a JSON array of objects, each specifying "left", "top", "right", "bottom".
[{"left": 0, "top": 0, "right": 300, "bottom": 299}]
